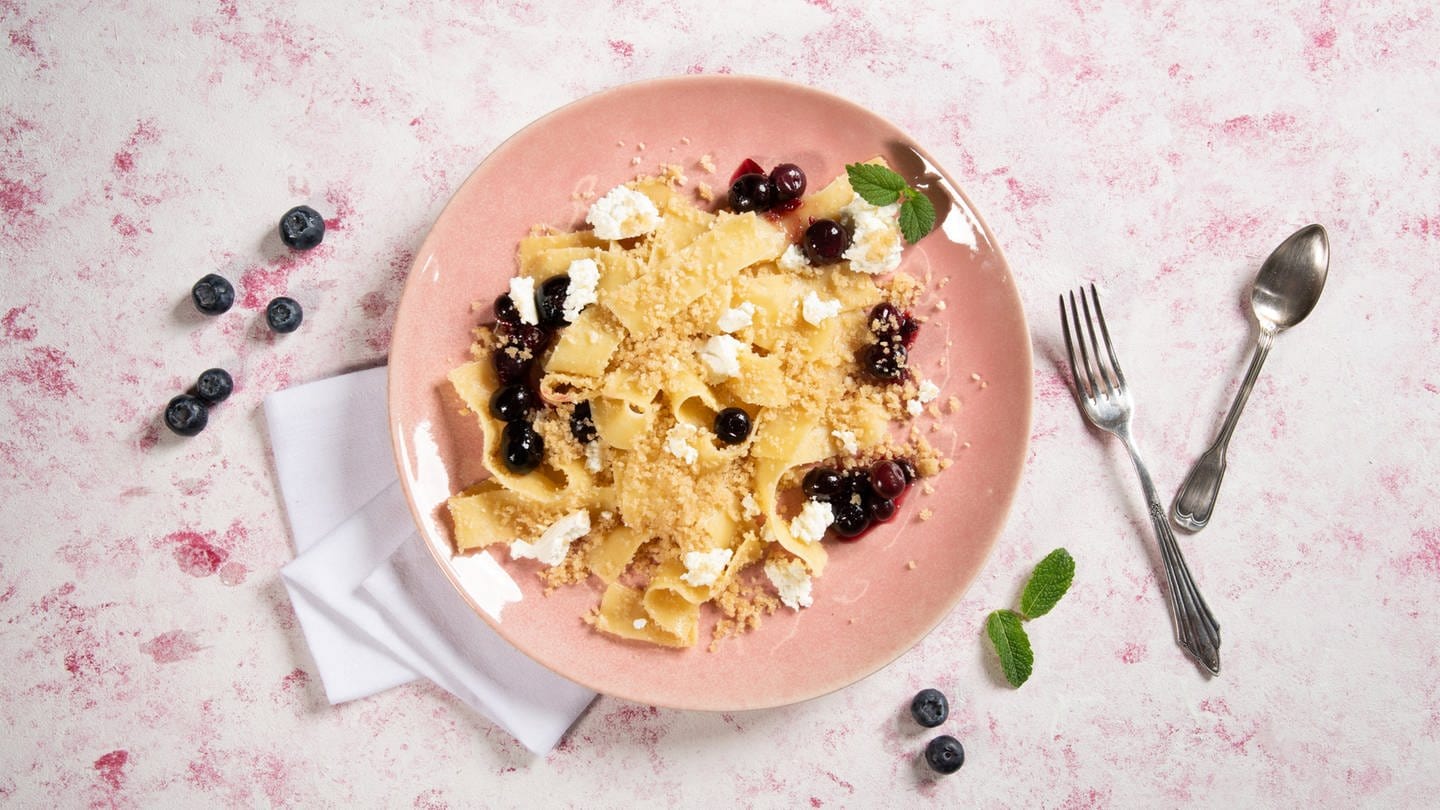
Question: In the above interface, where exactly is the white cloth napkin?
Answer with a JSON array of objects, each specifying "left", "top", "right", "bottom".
[{"left": 265, "top": 366, "right": 596, "bottom": 754}]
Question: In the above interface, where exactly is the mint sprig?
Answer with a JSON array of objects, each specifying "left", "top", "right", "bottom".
[
  {"left": 844, "top": 163, "right": 937, "bottom": 244},
  {"left": 985, "top": 610, "right": 1033, "bottom": 688},
  {"left": 985, "top": 547, "right": 1076, "bottom": 687},
  {"left": 1019, "top": 548, "right": 1075, "bottom": 620}
]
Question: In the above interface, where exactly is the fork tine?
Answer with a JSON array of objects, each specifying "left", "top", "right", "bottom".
[
  {"left": 1089, "top": 283, "right": 1126, "bottom": 389},
  {"left": 1078, "top": 287, "right": 1115, "bottom": 397},
  {"left": 1059, "top": 295, "right": 1088, "bottom": 401},
  {"left": 1067, "top": 290, "right": 1097, "bottom": 399}
]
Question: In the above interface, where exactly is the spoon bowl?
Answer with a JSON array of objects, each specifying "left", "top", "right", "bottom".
[
  {"left": 1172, "top": 224, "right": 1331, "bottom": 531},
  {"left": 1252, "top": 223, "right": 1329, "bottom": 332}
]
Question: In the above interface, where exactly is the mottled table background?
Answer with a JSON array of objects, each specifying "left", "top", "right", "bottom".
[{"left": 3, "top": 1, "right": 1438, "bottom": 807}]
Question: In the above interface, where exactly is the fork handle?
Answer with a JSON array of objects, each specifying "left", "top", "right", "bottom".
[{"left": 1123, "top": 436, "right": 1223, "bottom": 675}]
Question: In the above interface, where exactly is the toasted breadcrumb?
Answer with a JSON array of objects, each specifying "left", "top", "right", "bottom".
[
  {"left": 918, "top": 508, "right": 934, "bottom": 521},
  {"left": 697, "top": 154, "right": 716, "bottom": 173}
]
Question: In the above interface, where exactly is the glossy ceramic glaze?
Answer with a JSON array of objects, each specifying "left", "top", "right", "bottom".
[{"left": 387, "top": 76, "right": 1031, "bottom": 710}]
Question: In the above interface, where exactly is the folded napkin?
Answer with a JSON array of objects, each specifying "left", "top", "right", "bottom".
[{"left": 265, "top": 366, "right": 596, "bottom": 754}]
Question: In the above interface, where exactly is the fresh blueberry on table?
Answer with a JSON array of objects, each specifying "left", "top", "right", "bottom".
[
  {"left": 910, "top": 688, "right": 948, "bottom": 728},
  {"left": 924, "top": 735, "right": 965, "bottom": 775},
  {"left": 194, "top": 368, "right": 233, "bottom": 405},
  {"left": 164, "top": 394, "right": 209, "bottom": 437},
  {"left": 191, "top": 273, "right": 235, "bottom": 315},
  {"left": 266, "top": 296, "right": 303, "bottom": 333},
  {"left": 713, "top": 407, "right": 752, "bottom": 444},
  {"left": 278, "top": 205, "right": 326, "bottom": 250}
]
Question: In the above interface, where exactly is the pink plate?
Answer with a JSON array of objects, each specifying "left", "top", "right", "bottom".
[{"left": 388, "top": 76, "right": 1031, "bottom": 711}]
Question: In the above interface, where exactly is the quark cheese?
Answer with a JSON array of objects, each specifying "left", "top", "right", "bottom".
[
  {"left": 510, "top": 509, "right": 590, "bottom": 566},
  {"left": 841, "top": 195, "right": 904, "bottom": 275},
  {"left": 509, "top": 276, "right": 539, "bottom": 325},
  {"left": 680, "top": 548, "right": 733, "bottom": 587},
  {"left": 801, "top": 291, "right": 841, "bottom": 326},
  {"left": 664, "top": 423, "right": 700, "bottom": 465},
  {"left": 586, "top": 185, "right": 662, "bottom": 240},
  {"left": 765, "top": 557, "right": 814, "bottom": 610},
  {"left": 717, "top": 301, "right": 756, "bottom": 333},
  {"left": 789, "top": 499, "right": 834, "bottom": 544},
  {"left": 699, "top": 334, "right": 744, "bottom": 380},
  {"left": 563, "top": 258, "right": 601, "bottom": 322}
]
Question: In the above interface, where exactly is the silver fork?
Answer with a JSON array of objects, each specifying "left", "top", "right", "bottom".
[{"left": 1060, "top": 284, "right": 1222, "bottom": 675}]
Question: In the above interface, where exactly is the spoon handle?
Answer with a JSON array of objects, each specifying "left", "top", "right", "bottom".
[{"left": 1172, "top": 332, "right": 1273, "bottom": 531}]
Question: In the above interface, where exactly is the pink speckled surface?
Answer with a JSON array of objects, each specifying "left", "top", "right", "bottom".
[{"left": 2, "top": 1, "right": 1438, "bottom": 806}]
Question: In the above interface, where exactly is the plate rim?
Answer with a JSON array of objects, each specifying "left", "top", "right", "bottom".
[{"left": 387, "top": 74, "right": 1033, "bottom": 710}]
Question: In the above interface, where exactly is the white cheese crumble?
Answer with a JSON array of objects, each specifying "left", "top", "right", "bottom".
[
  {"left": 740, "top": 492, "right": 761, "bottom": 519},
  {"left": 562, "top": 258, "right": 601, "bottom": 322},
  {"left": 586, "top": 185, "right": 661, "bottom": 240},
  {"left": 508, "top": 276, "right": 538, "bottom": 325},
  {"left": 765, "top": 557, "right": 814, "bottom": 610},
  {"left": 841, "top": 195, "right": 904, "bottom": 275},
  {"left": 510, "top": 509, "right": 590, "bottom": 566},
  {"left": 906, "top": 378, "right": 941, "bottom": 417},
  {"left": 778, "top": 243, "right": 811, "bottom": 272},
  {"left": 716, "top": 301, "right": 756, "bottom": 333},
  {"left": 698, "top": 334, "right": 744, "bottom": 380},
  {"left": 831, "top": 429, "right": 859, "bottom": 455},
  {"left": 789, "top": 499, "right": 834, "bottom": 544},
  {"left": 584, "top": 441, "right": 603, "bottom": 473},
  {"left": 663, "top": 422, "right": 699, "bottom": 465},
  {"left": 632, "top": 618, "right": 648, "bottom": 630},
  {"left": 680, "top": 548, "right": 733, "bottom": 587},
  {"left": 801, "top": 291, "right": 841, "bottom": 326}
]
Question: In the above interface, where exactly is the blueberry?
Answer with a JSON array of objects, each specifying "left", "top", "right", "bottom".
[
  {"left": 278, "top": 205, "right": 325, "bottom": 250},
  {"left": 728, "top": 173, "right": 777, "bottom": 213},
  {"left": 191, "top": 274, "right": 235, "bottom": 315},
  {"left": 266, "top": 296, "right": 303, "bottom": 333},
  {"left": 194, "top": 368, "right": 233, "bottom": 405},
  {"left": 491, "top": 350, "right": 528, "bottom": 386},
  {"left": 924, "top": 735, "right": 965, "bottom": 775},
  {"left": 868, "top": 302, "right": 903, "bottom": 341},
  {"left": 844, "top": 468, "right": 875, "bottom": 499},
  {"left": 769, "top": 163, "right": 806, "bottom": 201},
  {"left": 802, "top": 219, "right": 850, "bottom": 265},
  {"left": 896, "top": 457, "right": 918, "bottom": 484},
  {"left": 869, "top": 460, "right": 907, "bottom": 500},
  {"left": 863, "top": 342, "right": 906, "bottom": 382},
  {"left": 497, "top": 322, "right": 550, "bottom": 357},
  {"left": 501, "top": 422, "right": 544, "bottom": 474},
  {"left": 831, "top": 499, "right": 870, "bottom": 539},
  {"left": 714, "top": 407, "right": 752, "bottom": 444},
  {"left": 898, "top": 313, "right": 920, "bottom": 347},
  {"left": 910, "top": 688, "right": 948, "bottom": 728},
  {"left": 489, "top": 384, "right": 533, "bottom": 422},
  {"left": 802, "top": 466, "right": 844, "bottom": 500},
  {"left": 164, "top": 394, "right": 209, "bottom": 437},
  {"left": 570, "top": 401, "right": 598, "bottom": 444},
  {"left": 867, "top": 496, "right": 897, "bottom": 523},
  {"left": 494, "top": 294, "right": 520, "bottom": 324},
  {"left": 537, "top": 275, "right": 571, "bottom": 327}
]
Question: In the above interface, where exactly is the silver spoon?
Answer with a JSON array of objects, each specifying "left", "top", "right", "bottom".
[{"left": 1172, "top": 224, "right": 1330, "bottom": 531}]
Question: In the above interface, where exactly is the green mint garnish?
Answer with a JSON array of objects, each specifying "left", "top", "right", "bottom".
[
  {"left": 985, "top": 547, "right": 1075, "bottom": 688},
  {"left": 985, "top": 609, "right": 1033, "bottom": 688},
  {"left": 1019, "top": 547, "right": 1075, "bottom": 620},
  {"left": 844, "top": 163, "right": 937, "bottom": 245}
]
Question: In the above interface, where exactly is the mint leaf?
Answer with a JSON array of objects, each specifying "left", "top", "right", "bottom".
[
  {"left": 898, "top": 191, "right": 936, "bottom": 244},
  {"left": 1019, "top": 548, "right": 1075, "bottom": 620},
  {"left": 846, "top": 163, "right": 906, "bottom": 206},
  {"left": 985, "top": 609, "right": 1034, "bottom": 687}
]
